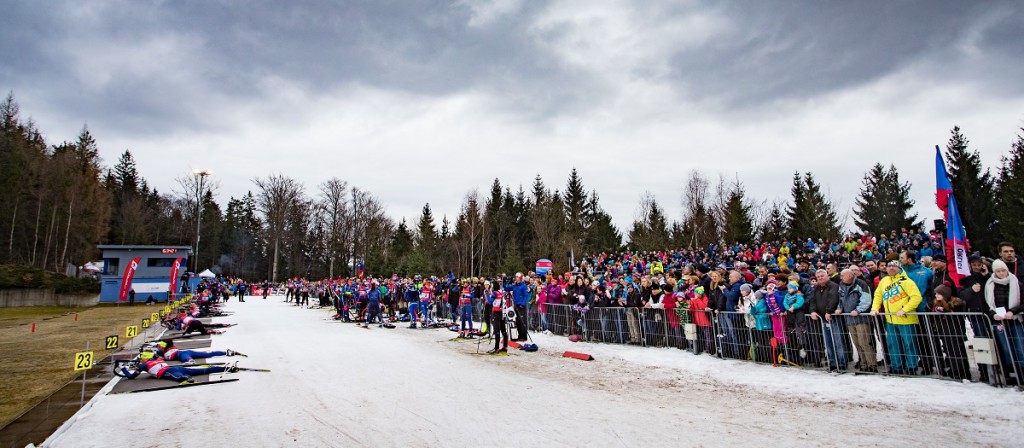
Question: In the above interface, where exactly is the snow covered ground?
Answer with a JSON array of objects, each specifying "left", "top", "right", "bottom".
[{"left": 46, "top": 297, "right": 1024, "bottom": 447}]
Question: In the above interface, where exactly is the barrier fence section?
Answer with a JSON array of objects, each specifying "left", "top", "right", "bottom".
[{"left": 526, "top": 304, "right": 1020, "bottom": 386}]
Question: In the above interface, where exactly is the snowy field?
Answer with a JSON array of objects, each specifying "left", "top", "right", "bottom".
[{"left": 46, "top": 297, "right": 1024, "bottom": 447}]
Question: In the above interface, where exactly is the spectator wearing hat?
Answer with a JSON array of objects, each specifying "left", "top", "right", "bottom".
[
  {"left": 960, "top": 256, "right": 991, "bottom": 379},
  {"left": 871, "top": 261, "right": 923, "bottom": 375},
  {"left": 985, "top": 258, "right": 1024, "bottom": 384},
  {"left": 838, "top": 268, "right": 875, "bottom": 372},
  {"left": 901, "top": 249, "right": 936, "bottom": 375},
  {"left": 932, "top": 284, "right": 970, "bottom": 380},
  {"left": 696, "top": 264, "right": 712, "bottom": 291},
  {"left": 717, "top": 271, "right": 745, "bottom": 359},
  {"left": 748, "top": 290, "right": 773, "bottom": 362},
  {"left": 930, "top": 254, "right": 954, "bottom": 294},
  {"left": 689, "top": 286, "right": 715, "bottom": 355}
]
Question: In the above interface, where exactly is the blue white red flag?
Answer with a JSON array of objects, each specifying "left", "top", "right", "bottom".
[
  {"left": 943, "top": 195, "right": 970, "bottom": 287},
  {"left": 935, "top": 145, "right": 953, "bottom": 216}
]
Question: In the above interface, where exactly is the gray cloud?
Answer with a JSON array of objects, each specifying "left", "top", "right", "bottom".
[{"left": 2, "top": 0, "right": 1022, "bottom": 231}]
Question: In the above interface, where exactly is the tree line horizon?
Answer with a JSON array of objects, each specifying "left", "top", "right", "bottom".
[{"left": 3, "top": 92, "right": 1024, "bottom": 281}]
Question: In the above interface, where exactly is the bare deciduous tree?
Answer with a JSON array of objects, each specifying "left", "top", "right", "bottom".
[
  {"left": 318, "top": 178, "right": 349, "bottom": 277},
  {"left": 254, "top": 174, "right": 304, "bottom": 281}
]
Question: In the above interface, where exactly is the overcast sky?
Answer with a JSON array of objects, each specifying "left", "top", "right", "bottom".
[{"left": 3, "top": 0, "right": 1023, "bottom": 234}]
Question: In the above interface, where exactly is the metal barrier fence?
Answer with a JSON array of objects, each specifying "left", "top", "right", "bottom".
[{"left": 535, "top": 304, "right": 1022, "bottom": 386}]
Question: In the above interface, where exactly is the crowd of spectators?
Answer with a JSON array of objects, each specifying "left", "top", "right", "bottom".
[{"left": 531, "top": 228, "right": 1024, "bottom": 385}]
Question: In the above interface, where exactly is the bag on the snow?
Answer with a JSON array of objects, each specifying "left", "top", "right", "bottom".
[{"left": 520, "top": 343, "right": 538, "bottom": 352}]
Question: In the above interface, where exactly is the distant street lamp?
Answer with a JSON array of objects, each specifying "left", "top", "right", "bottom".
[{"left": 192, "top": 169, "right": 213, "bottom": 273}]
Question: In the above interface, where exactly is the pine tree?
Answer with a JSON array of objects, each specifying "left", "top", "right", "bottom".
[
  {"left": 390, "top": 219, "right": 414, "bottom": 272},
  {"left": 584, "top": 190, "right": 621, "bottom": 252},
  {"left": 760, "top": 202, "right": 788, "bottom": 243},
  {"left": 628, "top": 192, "right": 669, "bottom": 251},
  {"left": 853, "top": 164, "right": 886, "bottom": 234},
  {"left": 483, "top": 179, "right": 514, "bottom": 272},
  {"left": 854, "top": 164, "right": 919, "bottom": 235},
  {"left": 112, "top": 150, "right": 140, "bottom": 194},
  {"left": 786, "top": 172, "right": 840, "bottom": 241},
  {"left": 802, "top": 173, "right": 842, "bottom": 241},
  {"left": 997, "top": 129, "right": 1024, "bottom": 251},
  {"left": 531, "top": 174, "right": 546, "bottom": 205},
  {"left": 440, "top": 215, "right": 451, "bottom": 239},
  {"left": 512, "top": 186, "right": 532, "bottom": 266},
  {"left": 945, "top": 126, "right": 999, "bottom": 253},
  {"left": 722, "top": 180, "right": 754, "bottom": 245},
  {"left": 786, "top": 172, "right": 807, "bottom": 240},
  {"left": 415, "top": 203, "right": 437, "bottom": 255},
  {"left": 563, "top": 168, "right": 588, "bottom": 254}
]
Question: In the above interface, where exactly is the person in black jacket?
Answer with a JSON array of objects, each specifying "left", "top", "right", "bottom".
[
  {"left": 809, "top": 270, "right": 845, "bottom": 372},
  {"left": 997, "top": 242, "right": 1024, "bottom": 282},
  {"left": 959, "top": 256, "right": 992, "bottom": 383},
  {"left": 932, "top": 284, "right": 970, "bottom": 380}
]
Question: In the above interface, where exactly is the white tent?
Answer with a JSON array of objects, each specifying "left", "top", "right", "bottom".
[{"left": 197, "top": 269, "right": 216, "bottom": 278}]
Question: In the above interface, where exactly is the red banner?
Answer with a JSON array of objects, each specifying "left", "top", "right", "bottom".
[
  {"left": 118, "top": 257, "right": 141, "bottom": 302},
  {"left": 168, "top": 257, "right": 183, "bottom": 299}
]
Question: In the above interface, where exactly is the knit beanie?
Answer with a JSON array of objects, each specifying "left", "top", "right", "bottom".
[
  {"left": 740, "top": 284, "right": 752, "bottom": 294},
  {"left": 993, "top": 259, "right": 1009, "bottom": 273},
  {"left": 787, "top": 281, "right": 800, "bottom": 291}
]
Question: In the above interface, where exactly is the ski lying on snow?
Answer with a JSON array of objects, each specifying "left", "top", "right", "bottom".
[
  {"left": 231, "top": 366, "right": 271, "bottom": 372},
  {"left": 468, "top": 351, "right": 514, "bottom": 357},
  {"left": 109, "top": 378, "right": 240, "bottom": 395},
  {"left": 450, "top": 336, "right": 493, "bottom": 343}
]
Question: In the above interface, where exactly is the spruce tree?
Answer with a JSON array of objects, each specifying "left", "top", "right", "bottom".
[
  {"left": 760, "top": 202, "right": 788, "bottom": 243},
  {"left": 997, "top": 129, "right": 1024, "bottom": 251},
  {"left": 112, "top": 150, "right": 140, "bottom": 194},
  {"left": 584, "top": 190, "right": 621, "bottom": 252},
  {"left": 854, "top": 164, "right": 886, "bottom": 234},
  {"left": 722, "top": 180, "right": 754, "bottom": 245},
  {"left": 802, "top": 173, "right": 842, "bottom": 241},
  {"left": 945, "top": 126, "right": 999, "bottom": 253},
  {"left": 390, "top": 219, "right": 414, "bottom": 273},
  {"left": 628, "top": 193, "right": 669, "bottom": 251},
  {"left": 788, "top": 172, "right": 840, "bottom": 241},
  {"left": 415, "top": 203, "right": 437, "bottom": 255},
  {"left": 786, "top": 172, "right": 808, "bottom": 240},
  {"left": 563, "top": 168, "right": 588, "bottom": 253},
  {"left": 854, "top": 164, "right": 918, "bottom": 235}
]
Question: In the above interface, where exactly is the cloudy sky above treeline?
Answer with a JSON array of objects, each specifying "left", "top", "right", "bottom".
[{"left": 3, "top": 0, "right": 1023, "bottom": 232}]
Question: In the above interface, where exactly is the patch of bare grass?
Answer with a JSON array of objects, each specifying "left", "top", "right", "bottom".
[{"left": 0, "top": 304, "right": 167, "bottom": 427}]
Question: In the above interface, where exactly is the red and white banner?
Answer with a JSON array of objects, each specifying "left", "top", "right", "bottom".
[
  {"left": 168, "top": 257, "right": 183, "bottom": 299},
  {"left": 118, "top": 257, "right": 141, "bottom": 302}
]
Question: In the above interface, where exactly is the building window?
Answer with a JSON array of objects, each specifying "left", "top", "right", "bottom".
[
  {"left": 147, "top": 258, "right": 177, "bottom": 268},
  {"left": 103, "top": 258, "right": 120, "bottom": 275}
]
